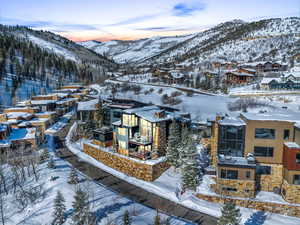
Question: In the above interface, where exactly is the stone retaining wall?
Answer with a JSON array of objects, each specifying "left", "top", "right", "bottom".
[
  {"left": 83, "top": 142, "right": 170, "bottom": 181},
  {"left": 196, "top": 193, "right": 300, "bottom": 218}
]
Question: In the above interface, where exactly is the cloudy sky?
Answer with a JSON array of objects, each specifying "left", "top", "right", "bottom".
[{"left": 1, "top": 0, "right": 299, "bottom": 42}]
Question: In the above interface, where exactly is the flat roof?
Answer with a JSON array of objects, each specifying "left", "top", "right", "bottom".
[
  {"left": 124, "top": 106, "right": 182, "bottom": 123},
  {"left": 219, "top": 117, "right": 246, "bottom": 126},
  {"left": 284, "top": 142, "right": 300, "bottom": 149},
  {"left": 30, "top": 100, "right": 57, "bottom": 105},
  {"left": 77, "top": 99, "right": 98, "bottom": 111},
  {"left": 241, "top": 112, "right": 300, "bottom": 123},
  {"left": 218, "top": 156, "right": 256, "bottom": 168}
]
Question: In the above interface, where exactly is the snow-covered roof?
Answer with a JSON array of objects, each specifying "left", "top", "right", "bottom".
[
  {"left": 77, "top": 99, "right": 99, "bottom": 111},
  {"left": 284, "top": 71, "right": 300, "bottom": 78},
  {"left": 170, "top": 71, "right": 184, "bottom": 79},
  {"left": 124, "top": 106, "right": 181, "bottom": 123},
  {"left": 35, "top": 111, "right": 56, "bottom": 116},
  {"left": 228, "top": 72, "right": 254, "bottom": 77},
  {"left": 219, "top": 117, "right": 246, "bottom": 126},
  {"left": 6, "top": 112, "right": 33, "bottom": 119},
  {"left": 241, "top": 112, "right": 300, "bottom": 123},
  {"left": 284, "top": 142, "right": 300, "bottom": 149},
  {"left": 9, "top": 128, "right": 36, "bottom": 141},
  {"left": 112, "top": 120, "right": 121, "bottom": 126},
  {"left": 218, "top": 156, "right": 256, "bottom": 168},
  {"left": 260, "top": 77, "right": 281, "bottom": 84},
  {"left": 30, "top": 100, "right": 57, "bottom": 105},
  {"left": 56, "top": 98, "right": 77, "bottom": 105},
  {"left": 0, "top": 124, "right": 8, "bottom": 132}
]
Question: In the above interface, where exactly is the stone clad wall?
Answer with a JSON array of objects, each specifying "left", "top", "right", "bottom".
[
  {"left": 282, "top": 180, "right": 300, "bottom": 204},
  {"left": 83, "top": 143, "right": 170, "bottom": 181},
  {"left": 196, "top": 193, "right": 300, "bottom": 218},
  {"left": 213, "top": 178, "right": 256, "bottom": 198},
  {"left": 259, "top": 164, "right": 283, "bottom": 192}
]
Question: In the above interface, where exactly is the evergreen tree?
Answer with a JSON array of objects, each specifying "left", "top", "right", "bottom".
[
  {"left": 40, "top": 148, "right": 50, "bottom": 162},
  {"left": 68, "top": 167, "right": 79, "bottom": 184},
  {"left": 52, "top": 191, "right": 66, "bottom": 225},
  {"left": 218, "top": 201, "right": 241, "bottom": 225},
  {"left": 48, "top": 156, "right": 55, "bottom": 169},
  {"left": 123, "top": 210, "right": 131, "bottom": 225},
  {"left": 71, "top": 188, "right": 90, "bottom": 225},
  {"left": 166, "top": 120, "right": 181, "bottom": 168},
  {"left": 180, "top": 130, "right": 202, "bottom": 191}
]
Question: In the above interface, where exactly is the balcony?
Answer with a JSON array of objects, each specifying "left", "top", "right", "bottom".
[{"left": 129, "top": 148, "right": 151, "bottom": 160}]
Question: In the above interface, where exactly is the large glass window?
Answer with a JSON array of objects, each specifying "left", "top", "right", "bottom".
[
  {"left": 296, "top": 154, "right": 300, "bottom": 164},
  {"left": 122, "top": 114, "right": 138, "bottom": 127},
  {"left": 255, "top": 128, "right": 275, "bottom": 139},
  {"left": 293, "top": 175, "right": 300, "bottom": 185},
  {"left": 284, "top": 129, "right": 290, "bottom": 140},
  {"left": 254, "top": 146, "right": 274, "bottom": 157},
  {"left": 256, "top": 166, "right": 271, "bottom": 175},
  {"left": 220, "top": 169, "right": 238, "bottom": 179},
  {"left": 218, "top": 125, "right": 245, "bottom": 157}
]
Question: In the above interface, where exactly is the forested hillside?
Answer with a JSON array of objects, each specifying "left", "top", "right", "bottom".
[{"left": 0, "top": 25, "right": 118, "bottom": 84}]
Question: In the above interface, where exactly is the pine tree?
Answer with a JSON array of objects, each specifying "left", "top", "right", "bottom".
[
  {"left": 180, "top": 130, "right": 202, "bottom": 191},
  {"left": 52, "top": 191, "right": 66, "bottom": 225},
  {"left": 218, "top": 201, "right": 241, "bottom": 225},
  {"left": 166, "top": 120, "right": 181, "bottom": 168},
  {"left": 40, "top": 148, "right": 50, "bottom": 162},
  {"left": 71, "top": 188, "right": 90, "bottom": 225},
  {"left": 68, "top": 167, "right": 79, "bottom": 184},
  {"left": 48, "top": 156, "right": 55, "bottom": 169},
  {"left": 123, "top": 210, "right": 131, "bottom": 225}
]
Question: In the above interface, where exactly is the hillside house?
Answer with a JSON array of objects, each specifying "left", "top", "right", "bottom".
[
  {"left": 226, "top": 71, "right": 254, "bottom": 85},
  {"left": 112, "top": 106, "right": 190, "bottom": 160},
  {"left": 210, "top": 112, "right": 300, "bottom": 202},
  {"left": 256, "top": 62, "right": 288, "bottom": 72}
]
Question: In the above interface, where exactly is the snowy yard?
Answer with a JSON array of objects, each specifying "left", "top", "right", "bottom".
[
  {"left": 2, "top": 147, "right": 193, "bottom": 225},
  {"left": 66, "top": 124, "right": 300, "bottom": 225},
  {"left": 92, "top": 82, "right": 300, "bottom": 122}
]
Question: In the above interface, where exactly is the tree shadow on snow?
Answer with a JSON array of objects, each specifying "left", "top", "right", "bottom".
[
  {"left": 93, "top": 200, "right": 135, "bottom": 223},
  {"left": 244, "top": 211, "right": 267, "bottom": 225}
]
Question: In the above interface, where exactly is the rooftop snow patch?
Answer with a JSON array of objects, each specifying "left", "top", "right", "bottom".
[
  {"left": 77, "top": 99, "right": 99, "bottom": 111},
  {"left": 241, "top": 112, "right": 300, "bottom": 123},
  {"left": 218, "top": 156, "right": 256, "bottom": 168},
  {"left": 219, "top": 117, "right": 246, "bottom": 126},
  {"left": 124, "top": 106, "right": 180, "bottom": 123},
  {"left": 9, "top": 128, "right": 36, "bottom": 141},
  {"left": 284, "top": 142, "right": 300, "bottom": 149}
]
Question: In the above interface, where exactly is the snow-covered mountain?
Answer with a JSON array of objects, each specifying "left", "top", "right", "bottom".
[
  {"left": 0, "top": 25, "right": 118, "bottom": 82},
  {"left": 79, "top": 17, "right": 300, "bottom": 66},
  {"left": 78, "top": 34, "right": 196, "bottom": 63}
]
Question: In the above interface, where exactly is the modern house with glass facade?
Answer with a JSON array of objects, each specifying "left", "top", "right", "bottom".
[
  {"left": 112, "top": 105, "right": 190, "bottom": 160},
  {"left": 211, "top": 112, "right": 300, "bottom": 202}
]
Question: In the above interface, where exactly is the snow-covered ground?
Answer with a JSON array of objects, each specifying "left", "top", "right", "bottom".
[
  {"left": 27, "top": 35, "right": 78, "bottom": 61},
  {"left": 66, "top": 123, "right": 300, "bottom": 225},
  {"left": 92, "top": 82, "right": 300, "bottom": 122},
  {"left": 2, "top": 146, "right": 192, "bottom": 225}
]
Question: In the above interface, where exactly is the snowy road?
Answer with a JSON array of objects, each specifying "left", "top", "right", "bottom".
[{"left": 57, "top": 146, "right": 218, "bottom": 225}]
